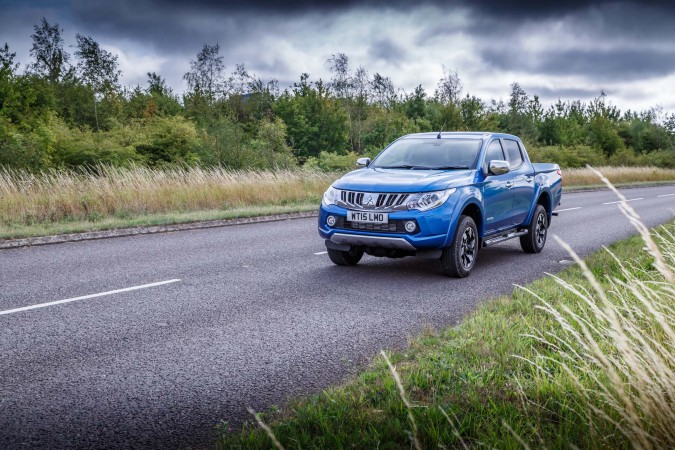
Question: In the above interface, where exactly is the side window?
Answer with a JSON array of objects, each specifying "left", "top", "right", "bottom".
[
  {"left": 483, "top": 140, "right": 505, "bottom": 171},
  {"left": 503, "top": 140, "right": 524, "bottom": 168}
]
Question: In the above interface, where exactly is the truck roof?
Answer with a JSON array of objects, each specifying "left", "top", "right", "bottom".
[{"left": 401, "top": 131, "right": 520, "bottom": 140}]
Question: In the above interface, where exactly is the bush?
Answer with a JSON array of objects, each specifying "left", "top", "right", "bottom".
[
  {"left": 304, "top": 151, "right": 360, "bottom": 172},
  {"left": 245, "top": 117, "right": 297, "bottom": 169},
  {"left": 527, "top": 145, "right": 607, "bottom": 168}
]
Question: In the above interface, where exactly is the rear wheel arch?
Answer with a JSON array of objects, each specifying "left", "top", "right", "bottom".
[{"left": 535, "top": 190, "right": 552, "bottom": 222}]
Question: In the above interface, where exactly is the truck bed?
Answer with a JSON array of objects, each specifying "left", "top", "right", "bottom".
[{"left": 532, "top": 162, "right": 560, "bottom": 174}]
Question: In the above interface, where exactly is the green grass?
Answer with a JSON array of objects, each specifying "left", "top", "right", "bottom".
[
  {"left": 219, "top": 220, "right": 674, "bottom": 449},
  {"left": 563, "top": 179, "right": 675, "bottom": 191},
  {"left": 0, "top": 202, "right": 318, "bottom": 240}
]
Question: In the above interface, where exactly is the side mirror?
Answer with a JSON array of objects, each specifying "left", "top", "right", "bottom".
[
  {"left": 488, "top": 160, "right": 510, "bottom": 176},
  {"left": 356, "top": 157, "right": 371, "bottom": 168}
]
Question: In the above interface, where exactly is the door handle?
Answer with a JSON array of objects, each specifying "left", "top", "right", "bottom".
[
  {"left": 525, "top": 176, "right": 533, "bottom": 183},
  {"left": 505, "top": 181, "right": 514, "bottom": 189}
]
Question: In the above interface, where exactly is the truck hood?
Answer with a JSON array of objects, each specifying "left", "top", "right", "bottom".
[{"left": 332, "top": 168, "right": 475, "bottom": 193}]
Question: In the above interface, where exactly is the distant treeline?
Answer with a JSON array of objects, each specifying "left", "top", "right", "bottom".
[{"left": 1, "top": 19, "right": 673, "bottom": 172}]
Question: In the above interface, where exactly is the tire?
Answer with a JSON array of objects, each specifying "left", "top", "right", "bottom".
[
  {"left": 327, "top": 247, "right": 364, "bottom": 266},
  {"left": 520, "top": 204, "right": 548, "bottom": 253},
  {"left": 440, "top": 215, "right": 478, "bottom": 278}
]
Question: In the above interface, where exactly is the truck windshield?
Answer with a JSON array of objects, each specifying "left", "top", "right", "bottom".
[{"left": 371, "top": 138, "right": 482, "bottom": 170}]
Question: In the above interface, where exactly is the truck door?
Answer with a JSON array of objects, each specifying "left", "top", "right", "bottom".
[
  {"left": 482, "top": 139, "right": 514, "bottom": 232},
  {"left": 502, "top": 139, "right": 535, "bottom": 226}
]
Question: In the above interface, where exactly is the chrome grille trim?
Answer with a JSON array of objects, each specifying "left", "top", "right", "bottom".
[{"left": 337, "top": 190, "right": 410, "bottom": 211}]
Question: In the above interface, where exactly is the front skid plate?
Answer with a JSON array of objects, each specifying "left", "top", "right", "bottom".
[{"left": 329, "top": 233, "right": 416, "bottom": 251}]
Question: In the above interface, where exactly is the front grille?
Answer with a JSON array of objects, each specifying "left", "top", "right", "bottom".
[
  {"left": 337, "top": 190, "right": 410, "bottom": 211},
  {"left": 334, "top": 217, "right": 416, "bottom": 234}
]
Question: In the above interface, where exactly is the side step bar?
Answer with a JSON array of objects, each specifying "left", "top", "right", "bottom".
[{"left": 483, "top": 229, "right": 528, "bottom": 247}]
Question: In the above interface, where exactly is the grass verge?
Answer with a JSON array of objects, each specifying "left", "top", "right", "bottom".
[
  {"left": 563, "top": 166, "right": 675, "bottom": 188},
  {"left": 0, "top": 203, "right": 318, "bottom": 240},
  {"left": 219, "top": 218, "right": 674, "bottom": 448},
  {"left": 0, "top": 165, "right": 673, "bottom": 240}
]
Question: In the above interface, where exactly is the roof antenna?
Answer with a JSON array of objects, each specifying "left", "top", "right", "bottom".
[{"left": 437, "top": 120, "right": 447, "bottom": 139}]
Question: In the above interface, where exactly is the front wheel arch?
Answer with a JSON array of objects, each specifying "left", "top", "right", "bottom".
[{"left": 440, "top": 215, "right": 478, "bottom": 277}]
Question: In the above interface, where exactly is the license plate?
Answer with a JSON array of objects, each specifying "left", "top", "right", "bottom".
[{"left": 347, "top": 211, "right": 388, "bottom": 224}]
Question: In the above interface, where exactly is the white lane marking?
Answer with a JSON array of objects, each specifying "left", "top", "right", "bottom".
[
  {"left": 0, "top": 279, "right": 181, "bottom": 316},
  {"left": 555, "top": 207, "right": 582, "bottom": 212},
  {"left": 657, "top": 193, "right": 675, "bottom": 198},
  {"left": 603, "top": 198, "right": 644, "bottom": 205},
  {"left": 314, "top": 251, "right": 328, "bottom": 255}
]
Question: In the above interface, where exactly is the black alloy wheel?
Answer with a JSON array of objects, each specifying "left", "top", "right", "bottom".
[
  {"left": 520, "top": 204, "right": 548, "bottom": 253},
  {"left": 440, "top": 215, "right": 478, "bottom": 277}
]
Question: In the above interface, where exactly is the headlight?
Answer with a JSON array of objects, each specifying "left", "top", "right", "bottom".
[
  {"left": 407, "top": 188, "right": 456, "bottom": 211},
  {"left": 322, "top": 186, "right": 339, "bottom": 206}
]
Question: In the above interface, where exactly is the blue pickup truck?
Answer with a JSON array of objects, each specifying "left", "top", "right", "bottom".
[{"left": 318, "top": 132, "right": 562, "bottom": 277}]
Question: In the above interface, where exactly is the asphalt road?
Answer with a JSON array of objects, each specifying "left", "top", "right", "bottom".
[{"left": 1, "top": 185, "right": 673, "bottom": 449}]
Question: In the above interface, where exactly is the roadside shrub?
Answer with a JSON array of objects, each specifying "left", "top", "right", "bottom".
[
  {"left": 527, "top": 145, "right": 607, "bottom": 168},
  {"left": 245, "top": 117, "right": 297, "bottom": 169},
  {"left": 304, "top": 151, "right": 359, "bottom": 172}
]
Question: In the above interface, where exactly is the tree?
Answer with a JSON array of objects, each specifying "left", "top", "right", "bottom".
[
  {"left": 229, "top": 63, "right": 252, "bottom": 95},
  {"left": 370, "top": 73, "right": 396, "bottom": 108},
  {"left": 75, "top": 34, "right": 121, "bottom": 130},
  {"left": 274, "top": 74, "right": 348, "bottom": 160},
  {"left": 664, "top": 113, "right": 675, "bottom": 134},
  {"left": 75, "top": 34, "right": 121, "bottom": 95},
  {"left": 460, "top": 95, "right": 485, "bottom": 130},
  {"left": 244, "top": 76, "right": 279, "bottom": 122},
  {"left": 146, "top": 72, "right": 171, "bottom": 96},
  {"left": 184, "top": 43, "right": 225, "bottom": 99},
  {"left": 434, "top": 66, "right": 462, "bottom": 105},
  {"left": 327, "top": 53, "right": 352, "bottom": 99},
  {"left": 247, "top": 117, "right": 295, "bottom": 168},
  {"left": 30, "top": 18, "right": 69, "bottom": 83},
  {"left": 403, "top": 85, "right": 427, "bottom": 122},
  {"left": 506, "top": 82, "right": 538, "bottom": 141},
  {"left": 585, "top": 94, "right": 624, "bottom": 155},
  {"left": 508, "top": 82, "right": 528, "bottom": 115},
  {"left": 327, "top": 53, "right": 369, "bottom": 152},
  {"left": 0, "top": 43, "right": 19, "bottom": 75}
]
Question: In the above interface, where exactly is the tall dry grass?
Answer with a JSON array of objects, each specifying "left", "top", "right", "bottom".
[
  {"left": 0, "top": 166, "right": 336, "bottom": 226},
  {"left": 1, "top": 165, "right": 673, "bottom": 228},
  {"left": 563, "top": 166, "right": 675, "bottom": 188},
  {"left": 522, "top": 168, "right": 675, "bottom": 449}
]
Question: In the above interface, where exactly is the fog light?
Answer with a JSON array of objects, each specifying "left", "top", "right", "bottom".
[
  {"left": 326, "top": 215, "right": 337, "bottom": 227},
  {"left": 404, "top": 221, "right": 416, "bottom": 232}
]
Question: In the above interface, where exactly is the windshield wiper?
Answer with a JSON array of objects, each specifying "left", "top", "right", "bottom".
[
  {"left": 378, "top": 164, "right": 418, "bottom": 169},
  {"left": 423, "top": 166, "right": 470, "bottom": 170}
]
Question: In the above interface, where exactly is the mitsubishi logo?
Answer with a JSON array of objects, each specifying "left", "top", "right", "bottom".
[{"left": 363, "top": 194, "right": 375, "bottom": 206}]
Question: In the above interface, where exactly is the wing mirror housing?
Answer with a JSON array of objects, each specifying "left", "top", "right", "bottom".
[
  {"left": 356, "top": 157, "right": 371, "bottom": 168},
  {"left": 488, "top": 160, "right": 510, "bottom": 176}
]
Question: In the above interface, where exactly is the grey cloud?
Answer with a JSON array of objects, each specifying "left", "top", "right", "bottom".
[
  {"left": 417, "top": 2, "right": 675, "bottom": 47},
  {"left": 367, "top": 39, "right": 407, "bottom": 65},
  {"left": 73, "top": 0, "right": 675, "bottom": 16},
  {"left": 481, "top": 47, "right": 675, "bottom": 81},
  {"left": 2, "top": 0, "right": 675, "bottom": 111},
  {"left": 459, "top": 0, "right": 674, "bottom": 18}
]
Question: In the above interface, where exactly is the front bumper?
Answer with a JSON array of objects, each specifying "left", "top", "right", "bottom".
[{"left": 318, "top": 201, "right": 459, "bottom": 251}]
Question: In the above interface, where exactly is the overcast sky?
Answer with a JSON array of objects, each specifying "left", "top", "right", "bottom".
[{"left": 1, "top": 0, "right": 674, "bottom": 114}]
